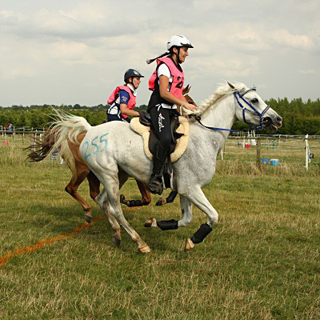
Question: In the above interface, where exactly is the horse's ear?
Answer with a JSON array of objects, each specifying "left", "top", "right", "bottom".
[
  {"left": 227, "top": 81, "right": 235, "bottom": 89},
  {"left": 183, "top": 84, "right": 191, "bottom": 95}
]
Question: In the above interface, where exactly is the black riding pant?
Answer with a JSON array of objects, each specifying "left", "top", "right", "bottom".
[{"left": 149, "top": 107, "right": 177, "bottom": 149}]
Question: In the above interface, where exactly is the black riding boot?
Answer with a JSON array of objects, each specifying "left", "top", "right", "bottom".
[{"left": 146, "top": 143, "right": 168, "bottom": 195}]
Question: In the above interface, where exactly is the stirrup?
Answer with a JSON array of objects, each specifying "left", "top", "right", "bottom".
[{"left": 146, "top": 176, "right": 163, "bottom": 195}]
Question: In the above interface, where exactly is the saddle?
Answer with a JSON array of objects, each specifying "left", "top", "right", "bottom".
[{"left": 131, "top": 111, "right": 189, "bottom": 163}]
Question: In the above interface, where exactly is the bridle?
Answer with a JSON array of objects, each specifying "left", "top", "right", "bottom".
[
  {"left": 193, "top": 88, "right": 270, "bottom": 132},
  {"left": 233, "top": 88, "right": 270, "bottom": 130}
]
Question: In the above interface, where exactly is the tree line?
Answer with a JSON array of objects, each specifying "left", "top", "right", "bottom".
[{"left": 0, "top": 97, "right": 320, "bottom": 135}]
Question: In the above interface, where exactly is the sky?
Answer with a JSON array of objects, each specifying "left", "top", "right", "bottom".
[{"left": 0, "top": 0, "right": 319, "bottom": 107}]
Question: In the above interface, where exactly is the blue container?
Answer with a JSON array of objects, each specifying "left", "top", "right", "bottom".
[
  {"left": 261, "top": 158, "right": 269, "bottom": 164},
  {"left": 270, "top": 159, "right": 280, "bottom": 166}
]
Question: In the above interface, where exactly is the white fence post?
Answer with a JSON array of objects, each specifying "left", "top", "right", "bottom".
[{"left": 305, "top": 134, "right": 309, "bottom": 171}]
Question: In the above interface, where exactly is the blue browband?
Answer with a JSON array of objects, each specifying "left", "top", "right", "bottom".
[{"left": 194, "top": 88, "right": 270, "bottom": 133}]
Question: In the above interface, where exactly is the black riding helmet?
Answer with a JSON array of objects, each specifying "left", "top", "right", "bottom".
[{"left": 124, "top": 69, "right": 144, "bottom": 82}]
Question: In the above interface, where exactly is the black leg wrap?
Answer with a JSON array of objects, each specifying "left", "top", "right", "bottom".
[
  {"left": 191, "top": 223, "right": 212, "bottom": 244},
  {"left": 128, "top": 200, "right": 143, "bottom": 207},
  {"left": 166, "top": 191, "right": 178, "bottom": 203},
  {"left": 157, "top": 219, "right": 179, "bottom": 231}
]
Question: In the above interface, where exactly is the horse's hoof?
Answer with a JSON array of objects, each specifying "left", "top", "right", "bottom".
[
  {"left": 144, "top": 218, "right": 157, "bottom": 228},
  {"left": 112, "top": 236, "right": 121, "bottom": 247},
  {"left": 156, "top": 198, "right": 166, "bottom": 206},
  {"left": 185, "top": 238, "right": 195, "bottom": 251},
  {"left": 120, "top": 194, "right": 131, "bottom": 207},
  {"left": 84, "top": 214, "right": 92, "bottom": 224},
  {"left": 139, "top": 245, "right": 151, "bottom": 254}
]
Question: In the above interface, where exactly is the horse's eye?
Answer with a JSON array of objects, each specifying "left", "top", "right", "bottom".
[{"left": 251, "top": 98, "right": 258, "bottom": 104}]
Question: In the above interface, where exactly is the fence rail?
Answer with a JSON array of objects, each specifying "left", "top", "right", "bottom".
[
  {"left": 1, "top": 130, "right": 320, "bottom": 171},
  {"left": 1, "top": 128, "right": 45, "bottom": 143}
]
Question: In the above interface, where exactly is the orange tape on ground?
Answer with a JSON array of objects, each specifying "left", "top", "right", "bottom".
[{"left": 0, "top": 207, "right": 139, "bottom": 268}]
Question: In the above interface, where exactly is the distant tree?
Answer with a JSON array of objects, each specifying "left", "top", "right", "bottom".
[{"left": 1, "top": 98, "right": 319, "bottom": 133}]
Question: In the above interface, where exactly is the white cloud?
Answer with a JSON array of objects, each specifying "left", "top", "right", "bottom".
[
  {"left": 193, "top": 55, "right": 260, "bottom": 78},
  {"left": 48, "top": 40, "right": 93, "bottom": 65},
  {"left": 0, "top": 0, "right": 320, "bottom": 105},
  {"left": 299, "top": 69, "right": 316, "bottom": 75},
  {"left": 0, "top": 10, "right": 26, "bottom": 21},
  {"left": 269, "top": 29, "right": 314, "bottom": 51}
]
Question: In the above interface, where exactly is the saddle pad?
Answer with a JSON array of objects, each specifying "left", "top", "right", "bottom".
[{"left": 130, "top": 116, "right": 189, "bottom": 163}]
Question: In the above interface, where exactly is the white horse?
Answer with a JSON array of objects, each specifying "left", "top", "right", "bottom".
[{"left": 60, "top": 82, "right": 282, "bottom": 253}]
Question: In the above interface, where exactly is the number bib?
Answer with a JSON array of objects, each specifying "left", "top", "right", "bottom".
[{"left": 148, "top": 57, "right": 184, "bottom": 99}]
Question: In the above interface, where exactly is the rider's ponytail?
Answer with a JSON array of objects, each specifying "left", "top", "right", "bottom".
[{"left": 146, "top": 51, "right": 169, "bottom": 64}]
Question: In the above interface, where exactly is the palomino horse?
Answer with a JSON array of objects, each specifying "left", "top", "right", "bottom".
[
  {"left": 26, "top": 86, "right": 195, "bottom": 222},
  {"left": 26, "top": 128, "right": 102, "bottom": 222},
  {"left": 53, "top": 82, "right": 282, "bottom": 253}
]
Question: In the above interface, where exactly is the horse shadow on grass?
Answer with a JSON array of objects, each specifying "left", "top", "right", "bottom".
[
  {"left": 28, "top": 203, "right": 100, "bottom": 232},
  {"left": 27, "top": 203, "right": 172, "bottom": 250}
]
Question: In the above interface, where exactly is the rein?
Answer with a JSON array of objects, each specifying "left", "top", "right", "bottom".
[{"left": 193, "top": 88, "right": 270, "bottom": 133}]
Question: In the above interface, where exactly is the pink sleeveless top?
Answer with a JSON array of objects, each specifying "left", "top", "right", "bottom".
[
  {"left": 107, "top": 85, "right": 136, "bottom": 118},
  {"left": 148, "top": 57, "right": 184, "bottom": 99}
]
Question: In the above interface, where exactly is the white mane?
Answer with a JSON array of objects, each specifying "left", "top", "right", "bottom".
[{"left": 189, "top": 82, "right": 250, "bottom": 116}]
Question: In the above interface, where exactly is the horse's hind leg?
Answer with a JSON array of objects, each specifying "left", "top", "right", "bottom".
[
  {"left": 136, "top": 180, "right": 151, "bottom": 205},
  {"left": 86, "top": 171, "right": 101, "bottom": 222},
  {"left": 87, "top": 171, "right": 100, "bottom": 201},
  {"left": 65, "top": 135, "right": 96, "bottom": 223},
  {"left": 95, "top": 189, "right": 121, "bottom": 246},
  {"left": 102, "top": 174, "right": 151, "bottom": 253},
  {"left": 65, "top": 168, "right": 93, "bottom": 222},
  {"left": 120, "top": 180, "right": 151, "bottom": 207}
]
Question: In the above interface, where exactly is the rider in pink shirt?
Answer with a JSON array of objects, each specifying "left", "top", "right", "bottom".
[
  {"left": 107, "top": 69, "right": 144, "bottom": 123},
  {"left": 145, "top": 35, "right": 197, "bottom": 195}
]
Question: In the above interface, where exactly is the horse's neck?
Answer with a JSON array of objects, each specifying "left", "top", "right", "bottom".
[{"left": 199, "top": 95, "right": 236, "bottom": 147}]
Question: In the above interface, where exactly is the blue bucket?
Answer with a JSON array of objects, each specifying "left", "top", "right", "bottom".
[
  {"left": 261, "top": 158, "right": 269, "bottom": 164},
  {"left": 270, "top": 159, "right": 280, "bottom": 166}
]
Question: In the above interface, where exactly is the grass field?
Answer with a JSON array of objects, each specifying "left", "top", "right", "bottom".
[{"left": 0, "top": 139, "right": 320, "bottom": 319}]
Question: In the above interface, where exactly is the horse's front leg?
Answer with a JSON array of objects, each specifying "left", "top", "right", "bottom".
[
  {"left": 144, "top": 194, "right": 193, "bottom": 230},
  {"left": 184, "top": 186, "right": 219, "bottom": 251},
  {"left": 155, "top": 191, "right": 178, "bottom": 206}
]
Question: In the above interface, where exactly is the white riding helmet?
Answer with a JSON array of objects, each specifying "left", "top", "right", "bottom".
[
  {"left": 146, "top": 35, "right": 193, "bottom": 65},
  {"left": 167, "top": 35, "right": 194, "bottom": 51}
]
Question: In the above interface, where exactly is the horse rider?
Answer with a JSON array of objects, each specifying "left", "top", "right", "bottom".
[
  {"left": 107, "top": 69, "right": 152, "bottom": 208},
  {"left": 107, "top": 69, "right": 144, "bottom": 123},
  {"left": 145, "top": 35, "right": 197, "bottom": 195}
]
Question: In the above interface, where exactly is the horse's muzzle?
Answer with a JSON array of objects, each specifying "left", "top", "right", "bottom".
[{"left": 263, "top": 116, "right": 283, "bottom": 130}]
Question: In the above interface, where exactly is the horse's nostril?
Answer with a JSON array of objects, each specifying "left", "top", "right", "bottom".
[{"left": 276, "top": 116, "right": 282, "bottom": 123}]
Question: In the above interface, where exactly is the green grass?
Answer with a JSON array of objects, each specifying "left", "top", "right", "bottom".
[{"left": 0, "top": 139, "right": 320, "bottom": 319}]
